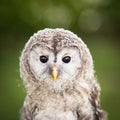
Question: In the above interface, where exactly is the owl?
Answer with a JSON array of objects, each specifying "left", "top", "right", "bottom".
[{"left": 20, "top": 28, "right": 107, "bottom": 120}]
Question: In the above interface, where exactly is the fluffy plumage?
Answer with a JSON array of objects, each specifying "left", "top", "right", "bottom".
[{"left": 20, "top": 28, "right": 107, "bottom": 120}]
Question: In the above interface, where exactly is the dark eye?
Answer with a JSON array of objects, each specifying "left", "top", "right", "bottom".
[
  {"left": 62, "top": 56, "right": 71, "bottom": 63},
  {"left": 40, "top": 56, "right": 48, "bottom": 63}
]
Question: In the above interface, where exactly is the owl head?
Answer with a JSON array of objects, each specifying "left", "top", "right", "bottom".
[{"left": 20, "top": 28, "right": 94, "bottom": 92}]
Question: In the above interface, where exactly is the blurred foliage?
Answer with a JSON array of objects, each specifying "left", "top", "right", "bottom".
[{"left": 0, "top": 0, "right": 120, "bottom": 120}]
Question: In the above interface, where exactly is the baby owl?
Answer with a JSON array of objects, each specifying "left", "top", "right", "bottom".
[{"left": 20, "top": 28, "right": 107, "bottom": 120}]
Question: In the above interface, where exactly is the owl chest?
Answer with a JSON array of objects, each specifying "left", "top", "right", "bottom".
[
  {"left": 33, "top": 93, "right": 79, "bottom": 120},
  {"left": 40, "top": 96, "right": 64, "bottom": 110},
  {"left": 38, "top": 92, "right": 79, "bottom": 111},
  {"left": 31, "top": 91, "right": 91, "bottom": 120}
]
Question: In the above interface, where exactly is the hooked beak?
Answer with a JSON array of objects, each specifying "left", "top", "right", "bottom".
[{"left": 52, "top": 64, "right": 58, "bottom": 81}]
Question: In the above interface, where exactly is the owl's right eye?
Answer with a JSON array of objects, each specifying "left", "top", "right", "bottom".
[{"left": 40, "top": 56, "right": 48, "bottom": 63}]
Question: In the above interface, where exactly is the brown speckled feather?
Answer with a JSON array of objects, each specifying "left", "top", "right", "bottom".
[{"left": 20, "top": 28, "right": 107, "bottom": 120}]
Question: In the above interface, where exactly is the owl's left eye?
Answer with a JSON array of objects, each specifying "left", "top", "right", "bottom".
[
  {"left": 40, "top": 56, "right": 48, "bottom": 63},
  {"left": 62, "top": 56, "right": 71, "bottom": 63}
]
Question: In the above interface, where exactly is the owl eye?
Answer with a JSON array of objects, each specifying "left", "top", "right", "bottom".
[
  {"left": 40, "top": 56, "right": 48, "bottom": 63},
  {"left": 62, "top": 56, "right": 71, "bottom": 63}
]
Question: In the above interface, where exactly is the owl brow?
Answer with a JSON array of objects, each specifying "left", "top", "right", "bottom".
[
  {"left": 57, "top": 46, "right": 79, "bottom": 53},
  {"left": 32, "top": 49, "right": 38, "bottom": 55},
  {"left": 28, "top": 44, "right": 37, "bottom": 55},
  {"left": 52, "top": 37, "right": 59, "bottom": 62},
  {"left": 52, "top": 41, "right": 57, "bottom": 55},
  {"left": 31, "top": 44, "right": 52, "bottom": 55}
]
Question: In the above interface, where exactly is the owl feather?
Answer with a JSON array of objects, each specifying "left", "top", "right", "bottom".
[{"left": 20, "top": 28, "right": 107, "bottom": 120}]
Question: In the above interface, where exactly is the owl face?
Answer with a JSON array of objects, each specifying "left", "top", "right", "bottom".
[
  {"left": 20, "top": 28, "right": 93, "bottom": 91},
  {"left": 28, "top": 44, "right": 81, "bottom": 83}
]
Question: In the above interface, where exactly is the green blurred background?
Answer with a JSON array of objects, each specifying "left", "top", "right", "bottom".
[{"left": 0, "top": 0, "right": 120, "bottom": 119}]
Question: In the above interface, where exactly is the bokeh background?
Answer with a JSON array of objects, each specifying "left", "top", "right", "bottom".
[{"left": 0, "top": 0, "right": 120, "bottom": 120}]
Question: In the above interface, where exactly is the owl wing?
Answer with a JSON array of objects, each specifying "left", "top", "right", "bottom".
[
  {"left": 89, "top": 90, "right": 107, "bottom": 120},
  {"left": 21, "top": 101, "right": 38, "bottom": 120},
  {"left": 76, "top": 88, "right": 107, "bottom": 120}
]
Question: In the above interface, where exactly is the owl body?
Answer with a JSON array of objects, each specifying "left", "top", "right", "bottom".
[{"left": 20, "top": 28, "right": 107, "bottom": 120}]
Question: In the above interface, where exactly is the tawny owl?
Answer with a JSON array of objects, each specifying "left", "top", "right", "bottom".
[{"left": 20, "top": 28, "right": 107, "bottom": 120}]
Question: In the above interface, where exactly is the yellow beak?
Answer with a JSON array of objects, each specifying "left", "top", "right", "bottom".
[{"left": 52, "top": 64, "right": 58, "bottom": 81}]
